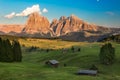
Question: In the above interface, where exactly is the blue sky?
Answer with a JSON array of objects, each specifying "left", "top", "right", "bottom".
[{"left": 0, "top": 0, "right": 120, "bottom": 27}]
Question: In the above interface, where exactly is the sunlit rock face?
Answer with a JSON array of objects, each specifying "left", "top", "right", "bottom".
[
  {"left": 0, "top": 13, "right": 111, "bottom": 39},
  {"left": 50, "top": 15, "right": 98, "bottom": 36},
  {"left": 22, "top": 12, "right": 50, "bottom": 34}
]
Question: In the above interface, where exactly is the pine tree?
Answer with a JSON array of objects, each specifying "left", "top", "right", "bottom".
[
  {"left": 4, "top": 39, "right": 14, "bottom": 62},
  {"left": 1, "top": 40, "right": 7, "bottom": 62},
  {"left": 0, "top": 38, "right": 22, "bottom": 62},
  {"left": 0, "top": 38, "right": 3, "bottom": 61},
  {"left": 0, "top": 39, "right": 13, "bottom": 62},
  {"left": 99, "top": 43, "right": 115, "bottom": 65},
  {"left": 71, "top": 46, "right": 75, "bottom": 52},
  {"left": 12, "top": 40, "right": 22, "bottom": 62}
]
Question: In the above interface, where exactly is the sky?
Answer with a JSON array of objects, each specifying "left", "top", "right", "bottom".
[{"left": 0, "top": 0, "right": 120, "bottom": 27}]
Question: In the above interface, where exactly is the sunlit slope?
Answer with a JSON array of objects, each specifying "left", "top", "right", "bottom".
[{"left": 19, "top": 38, "right": 92, "bottom": 49}]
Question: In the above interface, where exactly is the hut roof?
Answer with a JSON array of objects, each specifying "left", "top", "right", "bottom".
[
  {"left": 49, "top": 60, "right": 59, "bottom": 64},
  {"left": 77, "top": 70, "right": 97, "bottom": 75}
]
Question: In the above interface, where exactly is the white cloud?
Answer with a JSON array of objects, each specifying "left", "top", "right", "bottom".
[
  {"left": 5, "top": 12, "right": 15, "bottom": 19},
  {"left": 106, "top": 11, "right": 115, "bottom": 16},
  {"left": 16, "top": 4, "right": 41, "bottom": 17},
  {"left": 4, "top": 4, "right": 48, "bottom": 19},
  {"left": 42, "top": 8, "right": 48, "bottom": 13}
]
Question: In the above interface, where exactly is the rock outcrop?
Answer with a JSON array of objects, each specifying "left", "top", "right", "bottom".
[
  {"left": 50, "top": 15, "right": 98, "bottom": 36},
  {"left": 22, "top": 12, "right": 50, "bottom": 35}
]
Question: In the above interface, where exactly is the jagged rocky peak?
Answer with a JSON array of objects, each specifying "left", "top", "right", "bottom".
[
  {"left": 50, "top": 14, "right": 98, "bottom": 36},
  {"left": 70, "top": 14, "right": 80, "bottom": 19},
  {"left": 23, "top": 12, "right": 50, "bottom": 34},
  {"left": 59, "top": 16, "right": 67, "bottom": 21},
  {"left": 51, "top": 18, "right": 58, "bottom": 24}
]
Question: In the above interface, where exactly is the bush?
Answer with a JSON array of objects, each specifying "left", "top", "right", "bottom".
[
  {"left": 71, "top": 46, "right": 74, "bottom": 52},
  {"left": 77, "top": 48, "right": 81, "bottom": 52},
  {"left": 99, "top": 43, "right": 115, "bottom": 65}
]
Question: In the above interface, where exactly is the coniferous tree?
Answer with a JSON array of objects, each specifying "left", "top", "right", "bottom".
[
  {"left": 71, "top": 46, "right": 75, "bottom": 52},
  {"left": 0, "top": 39, "right": 13, "bottom": 62},
  {"left": 12, "top": 40, "right": 22, "bottom": 62},
  {"left": 4, "top": 39, "right": 14, "bottom": 62},
  {"left": 0, "top": 38, "right": 22, "bottom": 62},
  {"left": 99, "top": 43, "right": 115, "bottom": 65},
  {"left": 78, "top": 48, "right": 81, "bottom": 52},
  {"left": 1, "top": 40, "right": 7, "bottom": 62},
  {"left": 0, "top": 38, "right": 4, "bottom": 61}
]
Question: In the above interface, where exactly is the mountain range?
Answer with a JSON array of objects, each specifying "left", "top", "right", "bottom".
[{"left": 0, "top": 12, "right": 119, "bottom": 42}]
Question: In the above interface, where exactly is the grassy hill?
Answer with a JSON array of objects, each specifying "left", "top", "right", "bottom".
[
  {"left": 0, "top": 37, "right": 120, "bottom": 80},
  {"left": 19, "top": 38, "right": 90, "bottom": 49}
]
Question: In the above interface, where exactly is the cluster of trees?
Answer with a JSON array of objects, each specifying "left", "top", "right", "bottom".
[
  {"left": 102, "top": 35, "right": 120, "bottom": 43},
  {"left": 99, "top": 43, "right": 115, "bottom": 65},
  {"left": 0, "top": 38, "right": 22, "bottom": 62}
]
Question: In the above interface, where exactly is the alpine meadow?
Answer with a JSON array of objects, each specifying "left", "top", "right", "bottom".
[{"left": 0, "top": 0, "right": 120, "bottom": 80}]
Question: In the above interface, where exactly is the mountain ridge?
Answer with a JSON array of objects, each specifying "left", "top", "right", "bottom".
[{"left": 0, "top": 12, "right": 118, "bottom": 42}]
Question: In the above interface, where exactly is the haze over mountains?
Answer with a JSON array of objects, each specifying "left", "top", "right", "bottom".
[{"left": 0, "top": 12, "right": 119, "bottom": 42}]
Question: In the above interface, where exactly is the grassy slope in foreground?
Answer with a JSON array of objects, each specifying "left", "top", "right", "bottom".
[{"left": 0, "top": 38, "right": 120, "bottom": 80}]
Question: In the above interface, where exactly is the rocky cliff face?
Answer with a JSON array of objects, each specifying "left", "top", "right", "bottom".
[
  {"left": 21, "top": 13, "right": 110, "bottom": 37},
  {"left": 50, "top": 15, "right": 98, "bottom": 36},
  {"left": 22, "top": 12, "right": 50, "bottom": 34}
]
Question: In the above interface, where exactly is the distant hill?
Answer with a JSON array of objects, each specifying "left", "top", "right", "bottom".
[
  {"left": 0, "top": 24, "right": 24, "bottom": 33},
  {"left": 98, "top": 34, "right": 120, "bottom": 43},
  {"left": 59, "top": 31, "right": 101, "bottom": 42}
]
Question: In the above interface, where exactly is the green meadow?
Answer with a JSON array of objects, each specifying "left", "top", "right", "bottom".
[{"left": 0, "top": 38, "right": 120, "bottom": 80}]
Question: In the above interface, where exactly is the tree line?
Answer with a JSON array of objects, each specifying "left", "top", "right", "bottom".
[
  {"left": 0, "top": 38, "right": 22, "bottom": 62},
  {"left": 102, "top": 35, "right": 120, "bottom": 43}
]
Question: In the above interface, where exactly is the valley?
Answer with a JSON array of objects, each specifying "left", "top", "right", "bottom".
[{"left": 0, "top": 1, "right": 120, "bottom": 80}]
